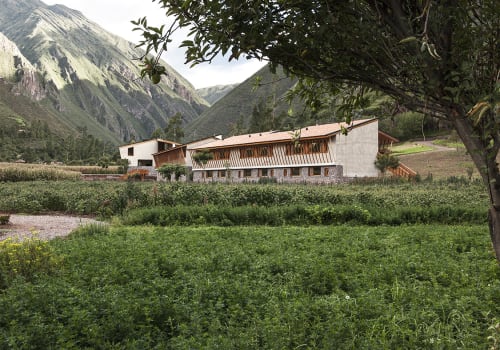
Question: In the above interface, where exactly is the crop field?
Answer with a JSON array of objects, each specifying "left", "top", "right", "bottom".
[
  {"left": 0, "top": 224, "right": 499, "bottom": 349},
  {"left": 0, "top": 180, "right": 499, "bottom": 348}
]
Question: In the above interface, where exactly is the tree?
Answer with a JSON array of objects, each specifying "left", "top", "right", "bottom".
[
  {"left": 150, "top": 127, "right": 164, "bottom": 139},
  {"left": 158, "top": 163, "right": 187, "bottom": 181},
  {"left": 192, "top": 149, "right": 214, "bottom": 168},
  {"left": 135, "top": 1, "right": 500, "bottom": 263},
  {"left": 164, "top": 112, "right": 184, "bottom": 143},
  {"left": 375, "top": 153, "right": 400, "bottom": 175}
]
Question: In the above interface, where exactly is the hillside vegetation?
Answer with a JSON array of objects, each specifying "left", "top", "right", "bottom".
[{"left": 0, "top": 0, "right": 208, "bottom": 153}]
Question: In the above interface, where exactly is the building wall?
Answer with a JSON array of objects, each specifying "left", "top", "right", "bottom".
[
  {"left": 120, "top": 141, "right": 178, "bottom": 167},
  {"left": 333, "top": 120, "right": 379, "bottom": 177},
  {"left": 187, "top": 120, "right": 379, "bottom": 183},
  {"left": 192, "top": 165, "right": 344, "bottom": 184},
  {"left": 154, "top": 147, "right": 186, "bottom": 167},
  {"left": 119, "top": 141, "right": 158, "bottom": 167}
]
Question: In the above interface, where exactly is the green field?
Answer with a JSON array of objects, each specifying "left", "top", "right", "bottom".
[
  {"left": 1, "top": 224, "right": 499, "bottom": 349},
  {"left": 0, "top": 181, "right": 499, "bottom": 348}
]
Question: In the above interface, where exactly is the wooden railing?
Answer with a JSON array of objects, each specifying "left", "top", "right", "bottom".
[{"left": 388, "top": 162, "right": 417, "bottom": 179}]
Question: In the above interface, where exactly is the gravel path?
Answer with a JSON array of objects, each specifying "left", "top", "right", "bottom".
[{"left": 0, "top": 214, "right": 103, "bottom": 241}]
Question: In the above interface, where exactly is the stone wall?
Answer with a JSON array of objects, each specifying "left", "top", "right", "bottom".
[{"left": 192, "top": 165, "right": 344, "bottom": 184}]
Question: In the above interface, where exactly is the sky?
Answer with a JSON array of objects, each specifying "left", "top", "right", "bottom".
[{"left": 41, "top": 0, "right": 267, "bottom": 89}]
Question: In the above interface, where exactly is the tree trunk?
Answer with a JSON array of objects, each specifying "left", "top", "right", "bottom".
[
  {"left": 452, "top": 113, "right": 500, "bottom": 264},
  {"left": 488, "top": 207, "right": 500, "bottom": 263}
]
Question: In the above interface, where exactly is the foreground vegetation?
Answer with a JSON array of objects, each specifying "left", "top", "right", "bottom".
[
  {"left": 0, "top": 180, "right": 488, "bottom": 217},
  {"left": 0, "top": 180, "right": 498, "bottom": 348},
  {"left": 0, "top": 224, "right": 498, "bottom": 349}
]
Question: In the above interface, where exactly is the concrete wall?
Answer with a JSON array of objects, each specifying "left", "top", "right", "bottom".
[
  {"left": 333, "top": 120, "right": 379, "bottom": 177},
  {"left": 119, "top": 141, "right": 161, "bottom": 167}
]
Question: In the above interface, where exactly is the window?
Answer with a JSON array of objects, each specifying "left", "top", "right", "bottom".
[
  {"left": 324, "top": 167, "right": 330, "bottom": 176},
  {"left": 219, "top": 170, "right": 226, "bottom": 178},
  {"left": 310, "top": 167, "right": 321, "bottom": 176},
  {"left": 294, "top": 144, "right": 304, "bottom": 154},
  {"left": 206, "top": 170, "right": 213, "bottom": 178},
  {"left": 128, "top": 147, "right": 134, "bottom": 156},
  {"left": 244, "top": 169, "right": 252, "bottom": 177},
  {"left": 286, "top": 139, "right": 327, "bottom": 155},
  {"left": 215, "top": 149, "right": 230, "bottom": 160},
  {"left": 238, "top": 170, "right": 242, "bottom": 178},
  {"left": 260, "top": 147, "right": 269, "bottom": 157},
  {"left": 245, "top": 148, "right": 254, "bottom": 157},
  {"left": 270, "top": 169, "right": 274, "bottom": 177},
  {"left": 260, "top": 168, "right": 269, "bottom": 177},
  {"left": 311, "top": 142, "right": 321, "bottom": 153},
  {"left": 291, "top": 167, "right": 301, "bottom": 176},
  {"left": 284, "top": 169, "right": 288, "bottom": 177},
  {"left": 138, "top": 159, "right": 152, "bottom": 166}
]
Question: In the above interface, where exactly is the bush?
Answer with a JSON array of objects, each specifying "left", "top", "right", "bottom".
[
  {"left": 0, "top": 237, "right": 63, "bottom": 289},
  {"left": 0, "top": 215, "right": 9, "bottom": 225},
  {"left": 120, "top": 204, "right": 486, "bottom": 227}
]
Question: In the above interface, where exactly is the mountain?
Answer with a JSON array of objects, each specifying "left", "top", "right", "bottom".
[
  {"left": 184, "top": 65, "right": 298, "bottom": 140},
  {"left": 0, "top": 0, "right": 208, "bottom": 145},
  {"left": 196, "top": 84, "right": 238, "bottom": 105}
]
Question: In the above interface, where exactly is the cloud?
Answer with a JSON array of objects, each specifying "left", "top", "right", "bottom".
[{"left": 41, "top": 0, "right": 266, "bottom": 88}]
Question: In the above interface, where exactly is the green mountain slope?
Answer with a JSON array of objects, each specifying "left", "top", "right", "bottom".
[
  {"left": 185, "top": 65, "right": 298, "bottom": 140},
  {"left": 0, "top": 0, "right": 208, "bottom": 145},
  {"left": 196, "top": 84, "right": 239, "bottom": 105}
]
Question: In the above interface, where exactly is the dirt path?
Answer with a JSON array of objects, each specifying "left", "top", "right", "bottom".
[
  {"left": 0, "top": 214, "right": 102, "bottom": 241},
  {"left": 414, "top": 140, "right": 455, "bottom": 151}
]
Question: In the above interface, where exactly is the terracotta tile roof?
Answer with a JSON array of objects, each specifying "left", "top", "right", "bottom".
[{"left": 192, "top": 119, "right": 376, "bottom": 149}]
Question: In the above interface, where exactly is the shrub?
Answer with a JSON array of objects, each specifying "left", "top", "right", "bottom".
[
  {"left": 0, "top": 237, "right": 63, "bottom": 289},
  {"left": 69, "top": 223, "right": 110, "bottom": 237},
  {"left": 0, "top": 215, "right": 9, "bottom": 225}
]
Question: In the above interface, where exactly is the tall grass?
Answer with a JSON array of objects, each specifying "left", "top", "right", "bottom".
[{"left": 0, "top": 164, "right": 81, "bottom": 182}]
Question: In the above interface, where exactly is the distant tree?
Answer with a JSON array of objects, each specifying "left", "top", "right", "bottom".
[
  {"left": 150, "top": 127, "right": 164, "bottom": 139},
  {"left": 135, "top": 1, "right": 500, "bottom": 263},
  {"left": 98, "top": 156, "right": 110, "bottom": 169},
  {"left": 164, "top": 113, "right": 184, "bottom": 142},
  {"left": 229, "top": 115, "right": 246, "bottom": 136},
  {"left": 248, "top": 97, "right": 284, "bottom": 133}
]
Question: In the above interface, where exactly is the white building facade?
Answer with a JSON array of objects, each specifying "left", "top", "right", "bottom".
[{"left": 119, "top": 138, "right": 180, "bottom": 168}]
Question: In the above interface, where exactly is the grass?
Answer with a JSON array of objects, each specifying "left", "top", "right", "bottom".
[
  {"left": 0, "top": 163, "right": 82, "bottom": 182},
  {"left": 0, "top": 179, "right": 497, "bottom": 348},
  {"left": 399, "top": 148, "right": 477, "bottom": 179},
  {"left": 390, "top": 143, "right": 434, "bottom": 155},
  {"left": 433, "top": 138, "right": 467, "bottom": 149},
  {"left": 0, "top": 224, "right": 498, "bottom": 349}
]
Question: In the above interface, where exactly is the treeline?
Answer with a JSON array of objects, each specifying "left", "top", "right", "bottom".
[
  {"left": 0, "top": 119, "right": 118, "bottom": 164},
  {"left": 235, "top": 91, "right": 448, "bottom": 141}
]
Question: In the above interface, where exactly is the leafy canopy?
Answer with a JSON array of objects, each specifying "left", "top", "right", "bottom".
[{"left": 134, "top": 1, "right": 498, "bottom": 120}]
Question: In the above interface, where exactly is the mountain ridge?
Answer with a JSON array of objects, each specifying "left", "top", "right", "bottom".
[{"left": 0, "top": 0, "right": 209, "bottom": 145}]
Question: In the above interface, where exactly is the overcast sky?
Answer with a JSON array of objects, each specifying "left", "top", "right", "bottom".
[{"left": 41, "top": 0, "right": 267, "bottom": 89}]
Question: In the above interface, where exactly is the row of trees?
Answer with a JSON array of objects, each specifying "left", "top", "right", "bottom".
[{"left": 0, "top": 120, "right": 118, "bottom": 164}]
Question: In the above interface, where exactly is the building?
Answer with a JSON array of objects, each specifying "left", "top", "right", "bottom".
[
  {"left": 119, "top": 138, "right": 181, "bottom": 170},
  {"left": 188, "top": 118, "right": 392, "bottom": 183},
  {"left": 152, "top": 136, "right": 222, "bottom": 181}
]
